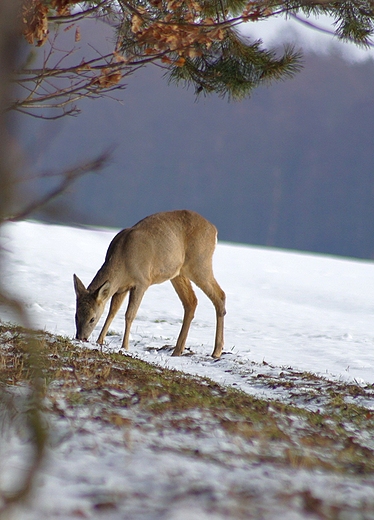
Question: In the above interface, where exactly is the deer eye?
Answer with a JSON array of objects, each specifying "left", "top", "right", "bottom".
[{"left": 90, "top": 317, "right": 95, "bottom": 324}]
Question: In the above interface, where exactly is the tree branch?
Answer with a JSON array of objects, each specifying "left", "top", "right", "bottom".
[
  {"left": 4, "top": 151, "right": 112, "bottom": 223},
  {"left": 289, "top": 12, "right": 374, "bottom": 47}
]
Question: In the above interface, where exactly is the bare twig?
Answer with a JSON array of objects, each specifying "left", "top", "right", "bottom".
[
  {"left": 289, "top": 12, "right": 374, "bottom": 47},
  {"left": 4, "top": 151, "right": 111, "bottom": 223}
]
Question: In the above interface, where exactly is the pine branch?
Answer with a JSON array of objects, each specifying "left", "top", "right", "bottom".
[
  {"left": 12, "top": 0, "right": 374, "bottom": 115},
  {"left": 168, "top": 29, "right": 303, "bottom": 99}
]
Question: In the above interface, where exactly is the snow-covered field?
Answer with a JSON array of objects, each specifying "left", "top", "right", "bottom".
[
  {"left": 1, "top": 220, "right": 374, "bottom": 519},
  {"left": 1, "top": 220, "right": 373, "bottom": 387}
]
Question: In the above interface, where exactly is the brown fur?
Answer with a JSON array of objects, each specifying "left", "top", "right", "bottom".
[{"left": 73, "top": 210, "right": 226, "bottom": 358}]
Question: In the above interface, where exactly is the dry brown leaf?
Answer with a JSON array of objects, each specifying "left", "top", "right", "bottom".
[
  {"left": 113, "top": 51, "right": 127, "bottom": 63},
  {"left": 77, "top": 59, "right": 92, "bottom": 71},
  {"left": 22, "top": 0, "right": 49, "bottom": 46},
  {"left": 186, "top": 47, "right": 202, "bottom": 58},
  {"left": 92, "top": 69, "right": 122, "bottom": 89},
  {"left": 51, "top": 0, "right": 81, "bottom": 15},
  {"left": 174, "top": 56, "right": 186, "bottom": 66},
  {"left": 63, "top": 23, "right": 75, "bottom": 32},
  {"left": 202, "top": 17, "right": 215, "bottom": 25},
  {"left": 131, "top": 14, "right": 144, "bottom": 33}
]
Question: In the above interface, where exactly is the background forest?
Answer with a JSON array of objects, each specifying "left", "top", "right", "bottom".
[
  {"left": 15, "top": 22, "right": 374, "bottom": 260},
  {"left": 13, "top": 12, "right": 374, "bottom": 258}
]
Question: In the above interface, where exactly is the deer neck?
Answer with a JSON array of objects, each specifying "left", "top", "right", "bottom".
[{"left": 87, "top": 261, "right": 121, "bottom": 299}]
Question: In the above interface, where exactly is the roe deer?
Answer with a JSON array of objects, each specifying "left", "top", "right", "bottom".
[{"left": 73, "top": 210, "right": 226, "bottom": 358}]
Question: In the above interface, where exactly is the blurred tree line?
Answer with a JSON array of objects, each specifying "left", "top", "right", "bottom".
[
  {"left": 4, "top": 0, "right": 374, "bottom": 260},
  {"left": 24, "top": 50, "right": 374, "bottom": 260}
]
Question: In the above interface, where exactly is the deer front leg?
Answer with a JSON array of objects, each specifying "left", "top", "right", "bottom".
[
  {"left": 97, "top": 291, "right": 128, "bottom": 344},
  {"left": 122, "top": 285, "right": 147, "bottom": 350}
]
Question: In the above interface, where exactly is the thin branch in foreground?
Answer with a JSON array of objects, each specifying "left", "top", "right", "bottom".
[
  {"left": 0, "top": 297, "right": 47, "bottom": 513},
  {"left": 12, "top": 105, "right": 80, "bottom": 119},
  {"left": 4, "top": 150, "right": 112, "bottom": 223}
]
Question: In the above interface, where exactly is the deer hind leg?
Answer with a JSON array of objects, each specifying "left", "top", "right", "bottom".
[
  {"left": 193, "top": 274, "right": 226, "bottom": 359},
  {"left": 97, "top": 291, "right": 128, "bottom": 345},
  {"left": 122, "top": 285, "right": 147, "bottom": 350},
  {"left": 170, "top": 275, "right": 198, "bottom": 356}
]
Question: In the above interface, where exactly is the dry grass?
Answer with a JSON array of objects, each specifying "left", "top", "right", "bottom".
[{"left": 2, "top": 322, "right": 374, "bottom": 477}]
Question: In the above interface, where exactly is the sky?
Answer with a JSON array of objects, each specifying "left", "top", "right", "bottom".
[{"left": 241, "top": 13, "right": 374, "bottom": 62}]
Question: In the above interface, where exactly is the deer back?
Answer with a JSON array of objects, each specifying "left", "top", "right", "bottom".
[{"left": 91, "top": 210, "right": 218, "bottom": 291}]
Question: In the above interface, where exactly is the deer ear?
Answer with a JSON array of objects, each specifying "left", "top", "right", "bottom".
[
  {"left": 95, "top": 281, "right": 111, "bottom": 302},
  {"left": 73, "top": 274, "right": 87, "bottom": 298}
]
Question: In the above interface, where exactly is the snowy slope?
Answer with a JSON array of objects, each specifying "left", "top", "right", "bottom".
[
  {"left": 2, "top": 220, "right": 374, "bottom": 520},
  {"left": 1, "top": 220, "right": 373, "bottom": 389}
]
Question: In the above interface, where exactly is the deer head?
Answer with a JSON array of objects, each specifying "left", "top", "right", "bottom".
[{"left": 73, "top": 274, "right": 110, "bottom": 341}]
